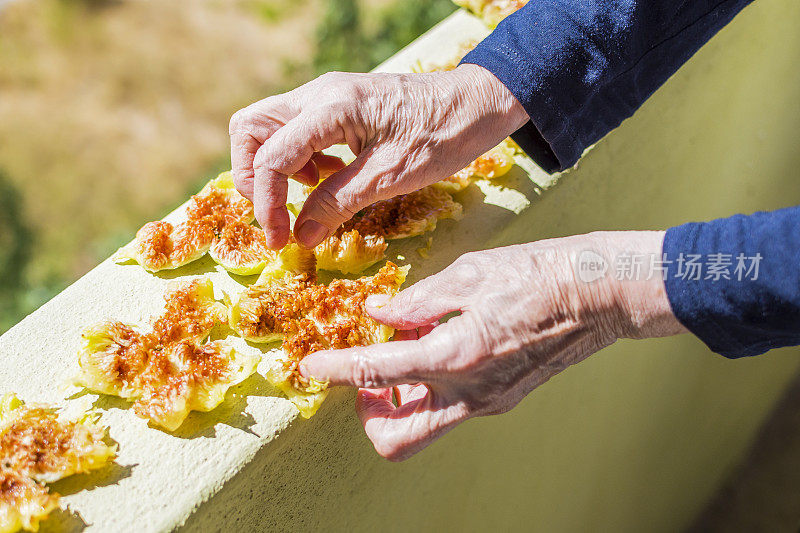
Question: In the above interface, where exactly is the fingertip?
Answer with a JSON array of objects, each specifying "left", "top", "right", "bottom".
[
  {"left": 365, "top": 302, "right": 408, "bottom": 330},
  {"left": 297, "top": 350, "right": 328, "bottom": 380},
  {"left": 253, "top": 198, "right": 290, "bottom": 249},
  {"left": 257, "top": 214, "right": 290, "bottom": 250},
  {"left": 366, "top": 293, "right": 392, "bottom": 309},
  {"left": 365, "top": 295, "right": 402, "bottom": 326},
  {"left": 294, "top": 220, "right": 328, "bottom": 248}
]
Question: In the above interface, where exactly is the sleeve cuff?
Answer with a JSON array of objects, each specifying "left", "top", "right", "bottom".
[
  {"left": 663, "top": 224, "right": 749, "bottom": 358},
  {"left": 461, "top": 45, "right": 582, "bottom": 172},
  {"left": 509, "top": 122, "right": 561, "bottom": 174},
  {"left": 663, "top": 207, "right": 800, "bottom": 359}
]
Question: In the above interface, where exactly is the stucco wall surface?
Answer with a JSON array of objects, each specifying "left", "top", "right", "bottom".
[{"left": 0, "top": 2, "right": 799, "bottom": 532}]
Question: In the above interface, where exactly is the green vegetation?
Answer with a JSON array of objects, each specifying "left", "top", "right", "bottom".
[
  {"left": 314, "top": 0, "right": 455, "bottom": 74},
  {"left": 0, "top": 171, "right": 33, "bottom": 331},
  {"left": 314, "top": 0, "right": 370, "bottom": 73}
]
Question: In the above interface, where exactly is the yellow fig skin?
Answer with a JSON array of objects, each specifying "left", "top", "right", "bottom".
[
  {"left": 314, "top": 230, "right": 388, "bottom": 275},
  {"left": 115, "top": 172, "right": 255, "bottom": 273},
  {"left": 75, "top": 278, "right": 260, "bottom": 432},
  {"left": 229, "top": 262, "right": 409, "bottom": 418},
  {"left": 0, "top": 394, "right": 117, "bottom": 533},
  {"left": 264, "top": 371, "right": 329, "bottom": 419}
]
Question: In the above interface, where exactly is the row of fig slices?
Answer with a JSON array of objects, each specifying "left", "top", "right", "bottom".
[
  {"left": 113, "top": 145, "right": 513, "bottom": 278},
  {"left": 77, "top": 246, "right": 410, "bottom": 426}
]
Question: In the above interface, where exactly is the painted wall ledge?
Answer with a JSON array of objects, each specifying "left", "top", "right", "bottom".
[{"left": 1, "top": 2, "right": 799, "bottom": 531}]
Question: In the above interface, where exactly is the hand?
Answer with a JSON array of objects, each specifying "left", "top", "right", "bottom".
[
  {"left": 229, "top": 64, "right": 528, "bottom": 249},
  {"left": 299, "top": 231, "right": 687, "bottom": 461}
]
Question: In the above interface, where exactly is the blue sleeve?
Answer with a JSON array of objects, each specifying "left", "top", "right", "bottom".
[
  {"left": 663, "top": 206, "right": 800, "bottom": 359},
  {"left": 461, "top": 0, "right": 755, "bottom": 172}
]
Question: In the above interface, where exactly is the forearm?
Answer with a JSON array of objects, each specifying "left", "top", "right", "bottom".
[{"left": 462, "top": 0, "right": 756, "bottom": 171}]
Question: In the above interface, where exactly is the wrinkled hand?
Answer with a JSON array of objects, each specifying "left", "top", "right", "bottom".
[
  {"left": 300, "top": 231, "right": 687, "bottom": 461},
  {"left": 229, "top": 64, "right": 527, "bottom": 249}
]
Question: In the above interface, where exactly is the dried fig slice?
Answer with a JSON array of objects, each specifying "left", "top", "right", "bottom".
[
  {"left": 314, "top": 230, "right": 388, "bottom": 275},
  {"left": 0, "top": 467, "right": 58, "bottom": 533},
  {"left": 209, "top": 219, "right": 279, "bottom": 276},
  {"left": 0, "top": 394, "right": 115, "bottom": 533},
  {"left": 461, "top": 138, "right": 517, "bottom": 180},
  {"left": 115, "top": 171, "right": 253, "bottom": 273},
  {"left": 0, "top": 394, "right": 116, "bottom": 484},
  {"left": 75, "top": 278, "right": 258, "bottom": 431},
  {"left": 150, "top": 277, "right": 229, "bottom": 344},
  {"left": 432, "top": 173, "right": 472, "bottom": 193},
  {"left": 187, "top": 171, "right": 253, "bottom": 224},
  {"left": 229, "top": 261, "right": 409, "bottom": 418},
  {"left": 130, "top": 339, "right": 259, "bottom": 432},
  {"left": 116, "top": 218, "right": 216, "bottom": 273},
  {"left": 342, "top": 186, "right": 463, "bottom": 240},
  {"left": 305, "top": 186, "right": 460, "bottom": 273}
]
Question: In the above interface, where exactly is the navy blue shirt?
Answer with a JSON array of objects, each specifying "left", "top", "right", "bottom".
[
  {"left": 663, "top": 207, "right": 800, "bottom": 358},
  {"left": 463, "top": 0, "right": 800, "bottom": 358}
]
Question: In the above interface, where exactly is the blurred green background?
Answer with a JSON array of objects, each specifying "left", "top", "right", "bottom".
[{"left": 0, "top": 0, "right": 455, "bottom": 333}]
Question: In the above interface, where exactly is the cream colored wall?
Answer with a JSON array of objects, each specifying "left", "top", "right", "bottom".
[
  {"left": 185, "top": 1, "right": 800, "bottom": 531},
  {"left": 0, "top": 1, "right": 797, "bottom": 532}
]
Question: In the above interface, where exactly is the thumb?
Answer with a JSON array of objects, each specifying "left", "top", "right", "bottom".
[
  {"left": 254, "top": 112, "right": 349, "bottom": 248},
  {"left": 366, "top": 270, "right": 463, "bottom": 330},
  {"left": 294, "top": 145, "right": 398, "bottom": 248}
]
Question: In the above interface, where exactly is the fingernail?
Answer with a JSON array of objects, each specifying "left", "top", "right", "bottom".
[
  {"left": 295, "top": 220, "right": 327, "bottom": 248},
  {"left": 366, "top": 294, "right": 391, "bottom": 309},
  {"left": 298, "top": 355, "right": 323, "bottom": 378}
]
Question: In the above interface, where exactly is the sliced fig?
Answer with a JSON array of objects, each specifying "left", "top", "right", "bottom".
[
  {"left": 343, "top": 186, "right": 463, "bottom": 240},
  {"left": 151, "top": 277, "right": 229, "bottom": 345},
  {"left": 130, "top": 339, "right": 259, "bottom": 432},
  {"left": 314, "top": 230, "right": 388, "bottom": 275},
  {"left": 0, "top": 394, "right": 116, "bottom": 484},
  {"left": 433, "top": 173, "right": 472, "bottom": 193},
  {"left": 0, "top": 467, "right": 58, "bottom": 533},
  {"left": 288, "top": 187, "right": 459, "bottom": 274},
  {"left": 229, "top": 261, "right": 409, "bottom": 418},
  {"left": 462, "top": 138, "right": 517, "bottom": 180},
  {"left": 0, "top": 393, "right": 116, "bottom": 533},
  {"left": 209, "top": 219, "right": 279, "bottom": 276},
  {"left": 75, "top": 278, "right": 258, "bottom": 431},
  {"left": 115, "top": 219, "right": 215, "bottom": 272},
  {"left": 115, "top": 171, "right": 254, "bottom": 273},
  {"left": 188, "top": 171, "right": 253, "bottom": 225}
]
